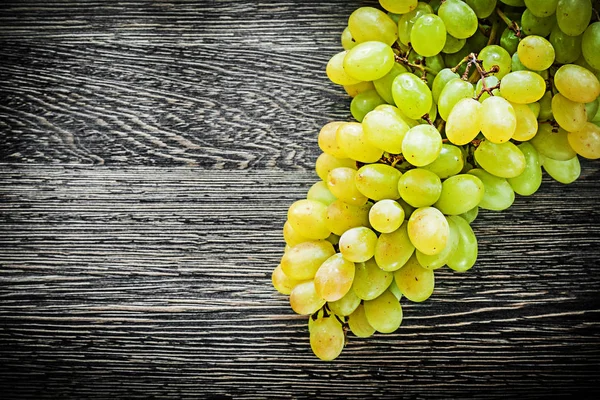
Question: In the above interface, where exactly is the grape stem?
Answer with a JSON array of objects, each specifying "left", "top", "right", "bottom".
[
  {"left": 474, "top": 82, "right": 501, "bottom": 101},
  {"left": 393, "top": 46, "right": 439, "bottom": 79},
  {"left": 422, "top": 113, "right": 434, "bottom": 126},
  {"left": 378, "top": 153, "right": 405, "bottom": 168},
  {"left": 486, "top": 16, "right": 501, "bottom": 46},
  {"left": 496, "top": 7, "right": 522, "bottom": 38}
]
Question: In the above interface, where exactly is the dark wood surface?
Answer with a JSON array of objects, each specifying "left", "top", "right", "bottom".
[{"left": 1, "top": 1, "right": 599, "bottom": 399}]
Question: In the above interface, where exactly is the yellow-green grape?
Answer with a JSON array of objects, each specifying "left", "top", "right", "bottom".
[
  {"left": 422, "top": 144, "right": 464, "bottom": 179},
  {"left": 310, "top": 316, "right": 345, "bottom": 361},
  {"left": 525, "top": 0, "right": 558, "bottom": 17},
  {"left": 388, "top": 278, "right": 403, "bottom": 300},
  {"left": 348, "top": 6, "right": 398, "bottom": 46},
  {"left": 586, "top": 99, "right": 600, "bottom": 122},
  {"left": 328, "top": 288, "right": 361, "bottom": 316},
  {"left": 434, "top": 174, "right": 485, "bottom": 215},
  {"left": 362, "top": 106, "right": 411, "bottom": 154},
  {"left": 511, "top": 52, "right": 530, "bottom": 72},
  {"left": 410, "top": 14, "right": 447, "bottom": 57},
  {"left": 393, "top": 254, "right": 434, "bottom": 302},
  {"left": 352, "top": 258, "right": 394, "bottom": 300},
  {"left": 326, "top": 233, "right": 340, "bottom": 246},
  {"left": 530, "top": 124, "right": 576, "bottom": 161},
  {"left": 281, "top": 240, "right": 336, "bottom": 281},
  {"left": 314, "top": 253, "right": 356, "bottom": 302},
  {"left": 479, "top": 45, "right": 512, "bottom": 79},
  {"left": 326, "top": 200, "right": 372, "bottom": 236},
  {"left": 467, "top": 169, "right": 515, "bottom": 211},
  {"left": 475, "top": 76, "right": 500, "bottom": 103},
  {"left": 437, "top": 78, "right": 475, "bottom": 121},
  {"left": 369, "top": 200, "right": 405, "bottom": 234},
  {"left": 446, "top": 215, "right": 478, "bottom": 272},
  {"left": 500, "top": 71, "right": 547, "bottom": 104},
  {"left": 442, "top": 33, "right": 466, "bottom": 54},
  {"left": 398, "top": 2, "right": 433, "bottom": 45},
  {"left": 402, "top": 124, "right": 443, "bottom": 166},
  {"left": 541, "top": 154, "right": 581, "bottom": 184},
  {"left": 283, "top": 220, "right": 309, "bottom": 247},
  {"left": 432, "top": 68, "right": 460, "bottom": 104},
  {"left": 307, "top": 181, "right": 337, "bottom": 206},
  {"left": 500, "top": 27, "right": 520, "bottom": 55},
  {"left": 474, "top": 140, "right": 526, "bottom": 179},
  {"left": 380, "top": 0, "right": 418, "bottom": 13},
  {"left": 417, "top": 216, "right": 459, "bottom": 270},
  {"left": 337, "top": 122, "right": 384, "bottom": 163},
  {"left": 517, "top": 35, "right": 555, "bottom": 72},
  {"left": 289, "top": 280, "right": 326, "bottom": 315},
  {"left": 392, "top": 72, "right": 433, "bottom": 120},
  {"left": 327, "top": 167, "right": 368, "bottom": 206},
  {"left": 344, "top": 81, "right": 376, "bottom": 98},
  {"left": 538, "top": 91, "right": 554, "bottom": 121},
  {"left": 315, "top": 153, "right": 356, "bottom": 182},
  {"left": 377, "top": 103, "right": 419, "bottom": 127},
  {"left": 521, "top": 9, "right": 556, "bottom": 37},
  {"left": 348, "top": 304, "right": 376, "bottom": 337},
  {"left": 568, "top": 122, "right": 600, "bottom": 159},
  {"left": 397, "top": 198, "right": 416, "bottom": 220},
  {"left": 507, "top": 142, "right": 543, "bottom": 196},
  {"left": 288, "top": 199, "right": 330, "bottom": 240},
  {"left": 438, "top": 0, "right": 478, "bottom": 39},
  {"left": 397, "top": 168, "right": 442, "bottom": 208},
  {"left": 407, "top": 206, "right": 449, "bottom": 256},
  {"left": 374, "top": 63, "right": 409, "bottom": 104},
  {"left": 341, "top": 27, "right": 356, "bottom": 50},
  {"left": 355, "top": 164, "right": 402, "bottom": 201},
  {"left": 553, "top": 92, "right": 588, "bottom": 132},
  {"left": 363, "top": 290, "right": 403, "bottom": 333},
  {"left": 339, "top": 226, "right": 378, "bottom": 263},
  {"left": 375, "top": 223, "right": 415, "bottom": 271},
  {"left": 554, "top": 64, "right": 600, "bottom": 104},
  {"left": 480, "top": 96, "right": 517, "bottom": 144},
  {"left": 465, "top": 0, "right": 497, "bottom": 18},
  {"left": 326, "top": 51, "right": 362, "bottom": 86},
  {"left": 272, "top": 264, "right": 304, "bottom": 295},
  {"left": 511, "top": 103, "right": 539, "bottom": 142},
  {"left": 550, "top": 24, "right": 582, "bottom": 64},
  {"left": 446, "top": 98, "right": 483, "bottom": 145},
  {"left": 529, "top": 102, "right": 541, "bottom": 119},
  {"left": 582, "top": 22, "right": 600, "bottom": 70},
  {"left": 344, "top": 41, "right": 396, "bottom": 82},
  {"left": 460, "top": 206, "right": 479, "bottom": 223},
  {"left": 318, "top": 121, "right": 347, "bottom": 158},
  {"left": 556, "top": 0, "right": 592, "bottom": 37}
]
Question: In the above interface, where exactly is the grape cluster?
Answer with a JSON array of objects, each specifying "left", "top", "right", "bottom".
[{"left": 272, "top": 0, "right": 600, "bottom": 361}]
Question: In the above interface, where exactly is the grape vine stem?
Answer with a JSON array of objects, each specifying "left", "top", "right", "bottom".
[{"left": 496, "top": 7, "right": 522, "bottom": 38}]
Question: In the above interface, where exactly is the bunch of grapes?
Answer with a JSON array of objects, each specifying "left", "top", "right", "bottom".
[{"left": 272, "top": 0, "right": 600, "bottom": 361}]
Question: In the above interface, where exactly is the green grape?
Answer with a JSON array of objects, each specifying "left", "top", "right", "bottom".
[
  {"left": 432, "top": 68, "right": 460, "bottom": 104},
  {"left": 344, "top": 81, "right": 376, "bottom": 98},
  {"left": 586, "top": 99, "right": 600, "bottom": 122},
  {"left": 377, "top": 103, "right": 419, "bottom": 127},
  {"left": 393, "top": 254, "right": 435, "bottom": 302},
  {"left": 474, "top": 140, "right": 526, "bottom": 178},
  {"left": 517, "top": 36, "right": 556, "bottom": 72},
  {"left": 337, "top": 122, "right": 384, "bottom": 163},
  {"left": 510, "top": 52, "right": 531, "bottom": 73},
  {"left": 460, "top": 206, "right": 479, "bottom": 223},
  {"left": 479, "top": 45, "right": 512, "bottom": 79},
  {"left": 467, "top": 169, "right": 515, "bottom": 211},
  {"left": 475, "top": 76, "right": 500, "bottom": 103},
  {"left": 507, "top": 142, "right": 543, "bottom": 196},
  {"left": 348, "top": 7, "right": 398, "bottom": 45},
  {"left": 446, "top": 98, "right": 483, "bottom": 145},
  {"left": 511, "top": 102, "right": 539, "bottom": 142},
  {"left": 348, "top": 304, "right": 376, "bottom": 337},
  {"left": 314, "top": 253, "right": 356, "bottom": 302},
  {"left": 549, "top": 24, "right": 582, "bottom": 64},
  {"left": 551, "top": 93, "right": 587, "bottom": 132},
  {"left": 388, "top": 278, "right": 403, "bottom": 300},
  {"left": 407, "top": 206, "right": 449, "bottom": 255},
  {"left": 316, "top": 153, "right": 357, "bottom": 182},
  {"left": 326, "top": 200, "right": 372, "bottom": 236},
  {"left": 290, "top": 280, "right": 326, "bottom": 315},
  {"left": 541, "top": 154, "right": 581, "bottom": 183},
  {"left": 375, "top": 223, "right": 415, "bottom": 271},
  {"left": 438, "top": 0, "right": 478, "bottom": 39},
  {"left": 355, "top": 163, "right": 402, "bottom": 201},
  {"left": 465, "top": 0, "right": 497, "bottom": 19},
  {"left": 327, "top": 167, "right": 368, "bottom": 206},
  {"left": 326, "top": 51, "right": 362, "bottom": 86},
  {"left": 438, "top": 78, "right": 475, "bottom": 121},
  {"left": 499, "top": 0, "right": 525, "bottom": 5},
  {"left": 363, "top": 290, "right": 403, "bottom": 333},
  {"left": 339, "top": 227, "right": 378, "bottom": 263},
  {"left": 434, "top": 174, "right": 485, "bottom": 215},
  {"left": 446, "top": 215, "right": 478, "bottom": 272},
  {"left": 392, "top": 72, "right": 433, "bottom": 120},
  {"left": 556, "top": 0, "right": 592, "bottom": 37},
  {"left": 480, "top": 96, "right": 517, "bottom": 143},
  {"left": 341, "top": 27, "right": 356, "bottom": 50},
  {"left": 374, "top": 63, "right": 409, "bottom": 105},
  {"left": 344, "top": 41, "right": 395, "bottom": 82},
  {"left": 443, "top": 33, "right": 466, "bottom": 54},
  {"left": 416, "top": 216, "right": 459, "bottom": 270},
  {"left": 353, "top": 258, "right": 394, "bottom": 300},
  {"left": 524, "top": 0, "right": 559, "bottom": 17},
  {"left": 500, "top": 71, "right": 546, "bottom": 104},
  {"left": 410, "top": 13, "right": 447, "bottom": 57},
  {"left": 521, "top": 9, "right": 556, "bottom": 37},
  {"left": 326, "top": 233, "right": 340, "bottom": 246},
  {"left": 398, "top": 2, "right": 434, "bottom": 45},
  {"left": 582, "top": 22, "right": 600, "bottom": 70},
  {"left": 318, "top": 121, "right": 347, "bottom": 158},
  {"left": 538, "top": 91, "right": 553, "bottom": 121},
  {"left": 422, "top": 144, "right": 464, "bottom": 179},
  {"left": 500, "top": 27, "right": 520, "bottom": 55},
  {"left": 530, "top": 123, "right": 576, "bottom": 161},
  {"left": 288, "top": 199, "right": 330, "bottom": 240},
  {"left": 402, "top": 124, "right": 443, "bottom": 166},
  {"left": 466, "top": 26, "right": 489, "bottom": 53},
  {"left": 397, "top": 198, "right": 416, "bottom": 219},
  {"left": 363, "top": 106, "right": 411, "bottom": 154},
  {"left": 272, "top": 264, "right": 304, "bottom": 295},
  {"left": 328, "top": 288, "right": 361, "bottom": 316},
  {"left": 444, "top": 46, "right": 471, "bottom": 76},
  {"left": 554, "top": 64, "right": 600, "bottom": 104},
  {"left": 529, "top": 101, "right": 541, "bottom": 119},
  {"left": 387, "top": 12, "right": 402, "bottom": 24},
  {"left": 310, "top": 316, "right": 345, "bottom": 361},
  {"left": 369, "top": 199, "right": 405, "bottom": 234},
  {"left": 283, "top": 220, "right": 309, "bottom": 247},
  {"left": 380, "top": 0, "right": 418, "bottom": 14},
  {"left": 350, "top": 89, "right": 387, "bottom": 122},
  {"left": 568, "top": 122, "right": 600, "bottom": 159},
  {"left": 281, "top": 240, "right": 336, "bottom": 281},
  {"left": 307, "top": 181, "right": 337, "bottom": 206},
  {"left": 397, "top": 168, "right": 443, "bottom": 208}
]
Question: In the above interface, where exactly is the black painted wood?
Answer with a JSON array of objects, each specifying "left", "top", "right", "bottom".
[{"left": 1, "top": 1, "right": 600, "bottom": 399}]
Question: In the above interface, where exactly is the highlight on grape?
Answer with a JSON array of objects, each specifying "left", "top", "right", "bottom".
[{"left": 273, "top": 0, "right": 600, "bottom": 361}]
